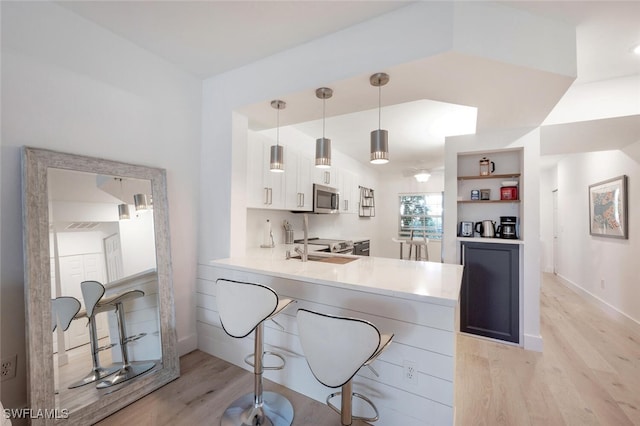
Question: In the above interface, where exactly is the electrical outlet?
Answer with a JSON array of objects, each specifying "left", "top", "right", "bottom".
[
  {"left": 403, "top": 360, "right": 418, "bottom": 385},
  {"left": 1, "top": 354, "right": 17, "bottom": 381}
]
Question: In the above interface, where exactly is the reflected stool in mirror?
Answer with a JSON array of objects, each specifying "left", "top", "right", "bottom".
[
  {"left": 96, "top": 288, "right": 155, "bottom": 389},
  {"left": 52, "top": 297, "right": 81, "bottom": 393},
  {"left": 296, "top": 309, "right": 393, "bottom": 426},
  {"left": 216, "top": 278, "right": 296, "bottom": 426},
  {"left": 52, "top": 296, "right": 81, "bottom": 333},
  {"left": 68, "top": 281, "right": 122, "bottom": 388}
]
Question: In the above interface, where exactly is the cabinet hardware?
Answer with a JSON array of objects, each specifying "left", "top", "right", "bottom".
[{"left": 264, "top": 187, "right": 269, "bottom": 205}]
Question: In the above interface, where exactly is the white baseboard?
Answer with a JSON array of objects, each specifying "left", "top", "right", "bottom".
[
  {"left": 523, "top": 333, "right": 543, "bottom": 352},
  {"left": 178, "top": 333, "right": 198, "bottom": 357},
  {"left": 556, "top": 274, "right": 640, "bottom": 329}
]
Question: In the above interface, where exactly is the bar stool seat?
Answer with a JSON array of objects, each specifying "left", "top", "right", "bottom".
[
  {"left": 52, "top": 296, "right": 81, "bottom": 333},
  {"left": 216, "top": 278, "right": 295, "bottom": 426},
  {"left": 296, "top": 309, "right": 393, "bottom": 426}
]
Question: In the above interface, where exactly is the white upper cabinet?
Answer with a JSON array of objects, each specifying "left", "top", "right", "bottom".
[
  {"left": 338, "top": 169, "right": 357, "bottom": 214},
  {"left": 313, "top": 168, "right": 337, "bottom": 187},
  {"left": 247, "top": 133, "right": 285, "bottom": 209},
  {"left": 284, "top": 149, "right": 313, "bottom": 211}
]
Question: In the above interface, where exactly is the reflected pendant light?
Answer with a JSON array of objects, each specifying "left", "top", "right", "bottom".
[
  {"left": 116, "top": 178, "right": 130, "bottom": 220},
  {"left": 370, "top": 72, "right": 390, "bottom": 164},
  {"left": 315, "top": 87, "right": 333, "bottom": 168},
  {"left": 270, "top": 99, "right": 286, "bottom": 172},
  {"left": 118, "top": 203, "right": 130, "bottom": 220},
  {"left": 134, "top": 193, "right": 150, "bottom": 211}
]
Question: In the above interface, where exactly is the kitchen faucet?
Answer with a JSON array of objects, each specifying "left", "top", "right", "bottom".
[{"left": 293, "top": 213, "right": 309, "bottom": 262}]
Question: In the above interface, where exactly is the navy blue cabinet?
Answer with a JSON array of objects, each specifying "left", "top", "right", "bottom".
[{"left": 460, "top": 242, "right": 519, "bottom": 343}]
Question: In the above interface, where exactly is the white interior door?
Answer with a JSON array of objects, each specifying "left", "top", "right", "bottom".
[{"left": 104, "top": 233, "right": 124, "bottom": 282}]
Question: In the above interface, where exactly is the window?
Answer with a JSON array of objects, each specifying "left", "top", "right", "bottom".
[{"left": 399, "top": 193, "right": 443, "bottom": 240}]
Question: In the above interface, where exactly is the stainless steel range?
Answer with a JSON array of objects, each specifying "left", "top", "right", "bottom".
[{"left": 294, "top": 238, "right": 354, "bottom": 254}]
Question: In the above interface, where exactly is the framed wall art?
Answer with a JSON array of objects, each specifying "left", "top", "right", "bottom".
[{"left": 589, "top": 175, "right": 628, "bottom": 239}]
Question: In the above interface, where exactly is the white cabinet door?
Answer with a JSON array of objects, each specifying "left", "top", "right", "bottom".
[
  {"left": 339, "top": 170, "right": 357, "bottom": 214},
  {"left": 285, "top": 149, "right": 313, "bottom": 211},
  {"left": 247, "top": 133, "right": 285, "bottom": 209},
  {"left": 313, "top": 168, "right": 337, "bottom": 187}
]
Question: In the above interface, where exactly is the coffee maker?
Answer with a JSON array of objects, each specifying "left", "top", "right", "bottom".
[{"left": 497, "top": 216, "right": 518, "bottom": 239}]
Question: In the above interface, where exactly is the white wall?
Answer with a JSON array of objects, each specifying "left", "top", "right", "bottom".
[
  {"left": 540, "top": 166, "right": 558, "bottom": 273},
  {"left": 550, "top": 148, "right": 639, "bottom": 324},
  {"left": 0, "top": 1, "right": 201, "bottom": 410}
]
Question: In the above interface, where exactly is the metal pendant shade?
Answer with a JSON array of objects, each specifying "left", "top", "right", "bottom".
[
  {"left": 370, "top": 72, "right": 390, "bottom": 164},
  {"left": 315, "top": 87, "right": 333, "bottom": 168},
  {"left": 118, "top": 203, "right": 130, "bottom": 220},
  {"left": 134, "top": 193, "right": 150, "bottom": 210},
  {"left": 270, "top": 99, "right": 286, "bottom": 173}
]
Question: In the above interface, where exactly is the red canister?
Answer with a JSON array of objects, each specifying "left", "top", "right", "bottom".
[{"left": 500, "top": 186, "right": 518, "bottom": 200}]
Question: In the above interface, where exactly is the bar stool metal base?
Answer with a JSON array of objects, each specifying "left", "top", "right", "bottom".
[
  {"left": 96, "top": 361, "right": 156, "bottom": 389},
  {"left": 67, "top": 364, "right": 121, "bottom": 389},
  {"left": 221, "top": 391, "right": 293, "bottom": 426}
]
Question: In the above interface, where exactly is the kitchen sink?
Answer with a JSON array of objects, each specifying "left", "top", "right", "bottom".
[{"left": 288, "top": 253, "right": 360, "bottom": 264}]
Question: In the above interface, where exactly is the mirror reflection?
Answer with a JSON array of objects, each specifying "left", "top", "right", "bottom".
[{"left": 48, "top": 168, "right": 162, "bottom": 412}]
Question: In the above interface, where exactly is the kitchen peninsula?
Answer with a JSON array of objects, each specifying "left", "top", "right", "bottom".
[{"left": 198, "top": 246, "right": 463, "bottom": 425}]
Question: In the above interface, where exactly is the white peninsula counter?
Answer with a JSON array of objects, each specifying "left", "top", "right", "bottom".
[{"left": 197, "top": 246, "right": 463, "bottom": 425}]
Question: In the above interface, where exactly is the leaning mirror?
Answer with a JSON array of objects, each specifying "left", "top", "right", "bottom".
[{"left": 23, "top": 147, "right": 179, "bottom": 425}]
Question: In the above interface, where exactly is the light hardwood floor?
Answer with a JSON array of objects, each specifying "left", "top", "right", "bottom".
[
  {"left": 97, "top": 273, "right": 640, "bottom": 425},
  {"left": 456, "top": 273, "right": 640, "bottom": 426}
]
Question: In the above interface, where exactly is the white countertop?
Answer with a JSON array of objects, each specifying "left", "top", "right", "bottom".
[
  {"left": 210, "top": 245, "right": 463, "bottom": 306},
  {"left": 457, "top": 237, "right": 524, "bottom": 245}
]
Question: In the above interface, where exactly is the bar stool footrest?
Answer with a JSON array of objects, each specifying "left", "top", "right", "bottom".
[
  {"left": 326, "top": 391, "right": 380, "bottom": 423},
  {"left": 97, "top": 342, "right": 117, "bottom": 352},
  {"left": 243, "top": 351, "right": 286, "bottom": 371},
  {"left": 123, "top": 332, "right": 147, "bottom": 344}
]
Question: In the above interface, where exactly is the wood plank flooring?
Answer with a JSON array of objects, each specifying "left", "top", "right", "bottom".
[
  {"left": 97, "top": 273, "right": 640, "bottom": 425},
  {"left": 455, "top": 273, "right": 640, "bottom": 426}
]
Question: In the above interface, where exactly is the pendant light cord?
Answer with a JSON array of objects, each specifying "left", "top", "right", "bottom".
[
  {"left": 276, "top": 106, "right": 280, "bottom": 147},
  {"left": 378, "top": 84, "right": 382, "bottom": 130},
  {"left": 322, "top": 97, "right": 326, "bottom": 139}
]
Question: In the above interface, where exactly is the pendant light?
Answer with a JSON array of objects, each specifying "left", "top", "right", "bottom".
[
  {"left": 118, "top": 204, "right": 130, "bottom": 220},
  {"left": 116, "top": 178, "right": 130, "bottom": 220},
  {"left": 134, "top": 193, "right": 150, "bottom": 211},
  {"left": 315, "top": 87, "right": 333, "bottom": 168},
  {"left": 370, "top": 72, "right": 390, "bottom": 164},
  {"left": 270, "top": 99, "right": 286, "bottom": 173}
]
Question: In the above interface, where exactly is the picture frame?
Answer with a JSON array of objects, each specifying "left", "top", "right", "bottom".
[{"left": 589, "top": 175, "right": 628, "bottom": 239}]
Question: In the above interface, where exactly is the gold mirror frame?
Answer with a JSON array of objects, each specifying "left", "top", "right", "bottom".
[{"left": 22, "top": 147, "right": 179, "bottom": 425}]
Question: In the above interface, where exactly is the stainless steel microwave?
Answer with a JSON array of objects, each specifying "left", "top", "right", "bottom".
[{"left": 313, "top": 184, "right": 339, "bottom": 214}]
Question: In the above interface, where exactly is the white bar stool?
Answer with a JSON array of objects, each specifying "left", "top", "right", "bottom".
[
  {"left": 296, "top": 309, "right": 393, "bottom": 426},
  {"left": 216, "top": 278, "right": 295, "bottom": 426}
]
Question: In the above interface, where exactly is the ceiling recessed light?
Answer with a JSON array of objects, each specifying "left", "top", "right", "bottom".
[{"left": 633, "top": 44, "right": 640, "bottom": 55}]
